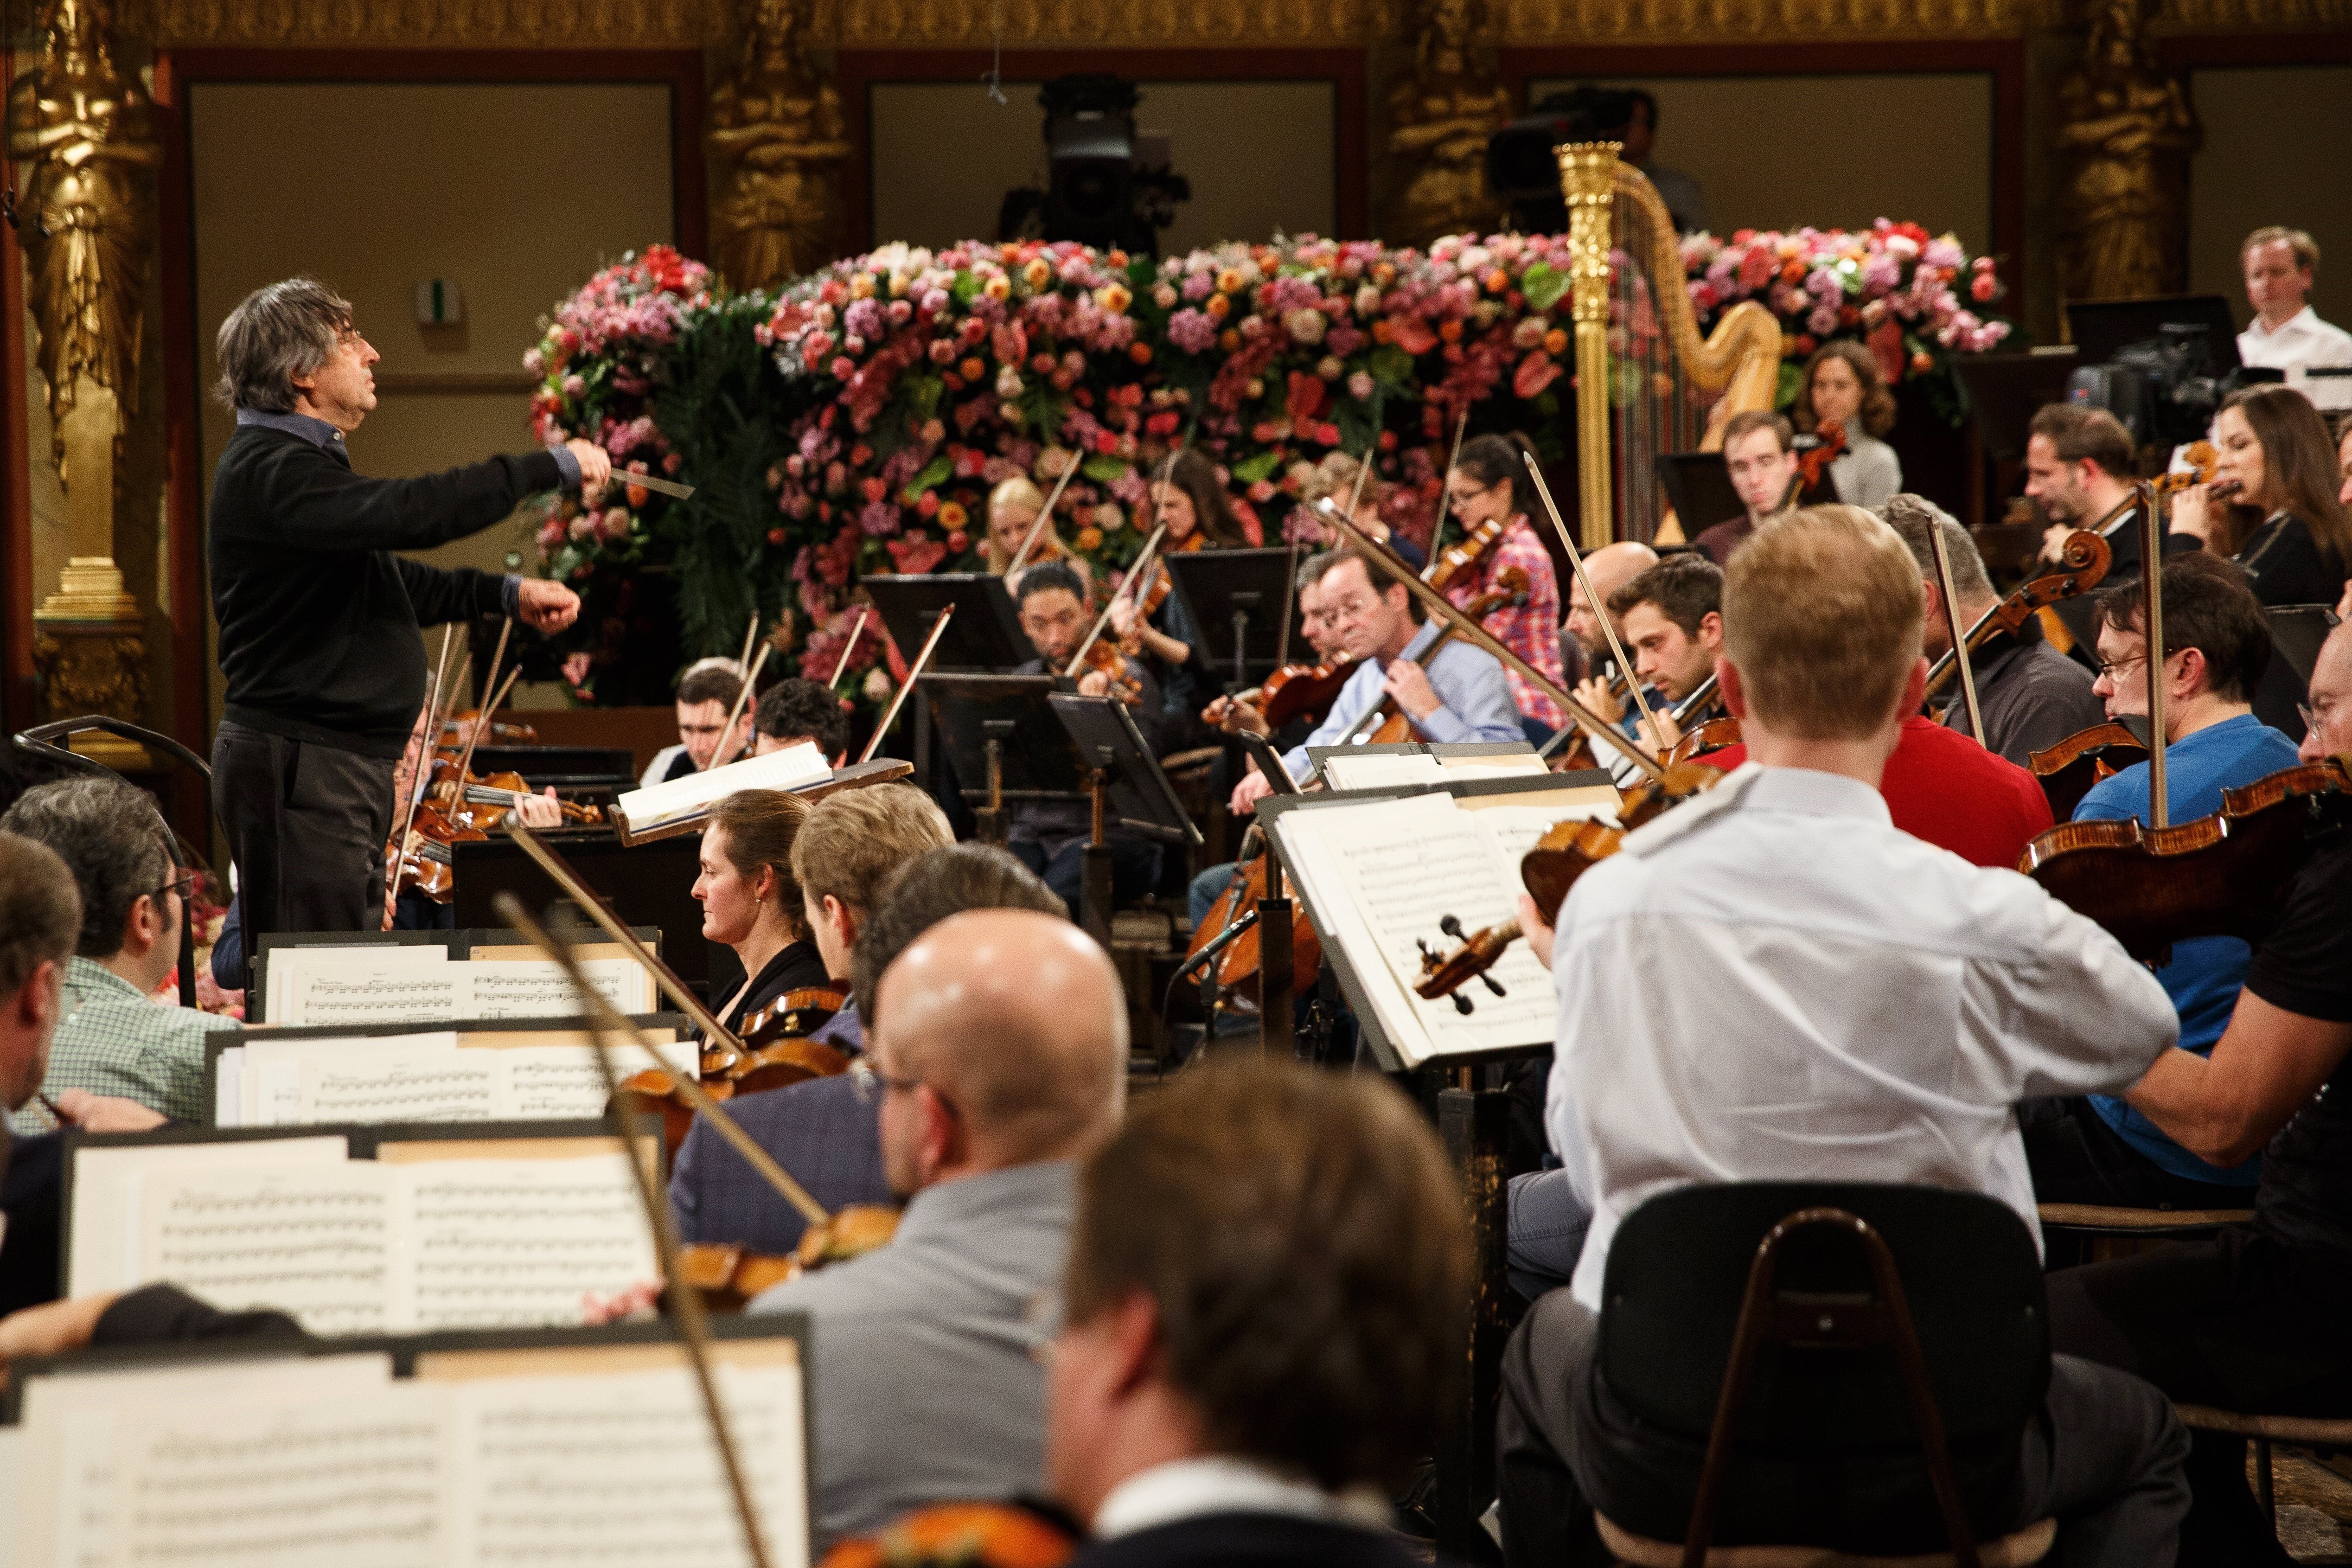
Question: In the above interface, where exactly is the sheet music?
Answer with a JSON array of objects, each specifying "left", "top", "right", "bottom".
[
  {"left": 230, "top": 1034, "right": 694, "bottom": 1126},
  {"left": 267, "top": 944, "right": 452, "bottom": 1027},
  {"left": 69, "top": 1136, "right": 350, "bottom": 1296},
  {"left": 451, "top": 1363, "right": 809, "bottom": 1568},
  {"left": 615, "top": 741, "right": 829, "bottom": 833},
  {"left": 1317, "top": 751, "right": 1451, "bottom": 791},
  {"left": 138, "top": 1163, "right": 400, "bottom": 1337},
  {"left": 463, "top": 957, "right": 647, "bottom": 1019},
  {"left": 400, "top": 1156, "right": 654, "bottom": 1332},
  {"left": 1279, "top": 794, "right": 1556, "bottom": 1066},
  {"left": 101, "top": 1388, "right": 452, "bottom": 1567}
]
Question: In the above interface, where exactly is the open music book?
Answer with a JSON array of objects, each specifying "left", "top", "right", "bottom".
[
  {"left": 211, "top": 1023, "right": 695, "bottom": 1127},
  {"left": 1267, "top": 782, "right": 1617, "bottom": 1069},
  {"left": 613, "top": 740, "right": 830, "bottom": 839},
  {"left": 262, "top": 943, "right": 655, "bottom": 1028},
  {"left": 66, "top": 1129, "right": 658, "bottom": 1336},
  {"left": 6, "top": 1331, "right": 810, "bottom": 1568},
  {"left": 1315, "top": 747, "right": 1549, "bottom": 793}
]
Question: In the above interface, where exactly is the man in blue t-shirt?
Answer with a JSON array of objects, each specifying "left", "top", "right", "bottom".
[{"left": 2023, "top": 555, "right": 2303, "bottom": 1209}]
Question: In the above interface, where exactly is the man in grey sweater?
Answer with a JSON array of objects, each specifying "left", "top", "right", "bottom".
[{"left": 751, "top": 906, "right": 1127, "bottom": 1551}]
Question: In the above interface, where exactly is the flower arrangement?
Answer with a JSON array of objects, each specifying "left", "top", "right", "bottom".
[{"left": 523, "top": 225, "right": 2012, "bottom": 705}]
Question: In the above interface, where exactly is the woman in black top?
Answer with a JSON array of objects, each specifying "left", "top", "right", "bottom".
[
  {"left": 692, "top": 788, "right": 830, "bottom": 1039},
  {"left": 1110, "top": 448, "right": 1248, "bottom": 753},
  {"left": 2174, "top": 384, "right": 2352, "bottom": 608}
]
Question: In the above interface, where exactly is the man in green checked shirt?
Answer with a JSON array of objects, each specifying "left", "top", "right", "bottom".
[{"left": 0, "top": 777, "right": 236, "bottom": 1133}]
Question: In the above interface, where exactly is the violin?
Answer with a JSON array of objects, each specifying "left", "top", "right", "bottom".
[
  {"left": 1076, "top": 640, "right": 1145, "bottom": 706},
  {"left": 820, "top": 1501, "right": 1078, "bottom": 1568},
  {"left": 388, "top": 800, "right": 486, "bottom": 905},
  {"left": 1414, "top": 759, "right": 1728, "bottom": 1005},
  {"left": 617, "top": 984, "right": 851, "bottom": 1158},
  {"left": 442, "top": 710, "right": 541, "bottom": 747},
  {"left": 1340, "top": 568, "right": 1529, "bottom": 746},
  {"left": 2027, "top": 720, "right": 2150, "bottom": 822},
  {"left": 1924, "top": 530, "right": 2111, "bottom": 704},
  {"left": 1782, "top": 418, "right": 1847, "bottom": 510},
  {"left": 434, "top": 762, "right": 605, "bottom": 829},
  {"left": 1424, "top": 513, "right": 1509, "bottom": 593},
  {"left": 2023, "top": 757, "right": 2349, "bottom": 961},
  {"left": 1126, "top": 531, "right": 1205, "bottom": 635},
  {"left": 674, "top": 1202, "right": 903, "bottom": 1313},
  {"left": 1202, "top": 654, "right": 1360, "bottom": 736},
  {"left": 1663, "top": 715, "right": 1743, "bottom": 767}
]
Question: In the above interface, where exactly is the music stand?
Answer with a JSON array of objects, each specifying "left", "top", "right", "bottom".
[
  {"left": 861, "top": 574, "right": 1033, "bottom": 671},
  {"left": 1049, "top": 693, "right": 1204, "bottom": 945},
  {"left": 919, "top": 673, "right": 1087, "bottom": 845},
  {"left": 1952, "top": 348, "right": 2080, "bottom": 462},
  {"left": 1654, "top": 453, "right": 1745, "bottom": 535},
  {"left": 1165, "top": 548, "right": 1305, "bottom": 690},
  {"left": 2064, "top": 295, "right": 2243, "bottom": 374}
]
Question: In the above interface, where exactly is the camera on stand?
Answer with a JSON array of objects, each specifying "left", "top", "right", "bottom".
[
  {"left": 2063, "top": 295, "right": 2283, "bottom": 449},
  {"left": 997, "top": 75, "right": 1190, "bottom": 257}
]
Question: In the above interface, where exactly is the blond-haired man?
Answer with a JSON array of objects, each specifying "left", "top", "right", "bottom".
[
  {"left": 1496, "top": 506, "right": 2191, "bottom": 1567},
  {"left": 2237, "top": 227, "right": 2352, "bottom": 375}
]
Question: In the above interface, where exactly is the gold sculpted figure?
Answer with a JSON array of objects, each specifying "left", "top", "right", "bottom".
[
  {"left": 1384, "top": 0, "right": 1507, "bottom": 251},
  {"left": 708, "top": 0, "right": 849, "bottom": 293},
  {"left": 6, "top": 0, "right": 158, "bottom": 482},
  {"left": 2055, "top": 0, "right": 2199, "bottom": 302}
]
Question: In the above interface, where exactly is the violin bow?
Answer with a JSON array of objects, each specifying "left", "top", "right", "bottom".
[
  {"left": 1421, "top": 407, "right": 1471, "bottom": 578},
  {"left": 498, "top": 822, "right": 834, "bottom": 1228},
  {"left": 1924, "top": 530, "right": 2109, "bottom": 703},
  {"left": 1273, "top": 540, "right": 1300, "bottom": 672},
  {"left": 1520, "top": 452, "right": 1667, "bottom": 749},
  {"left": 735, "top": 608, "right": 760, "bottom": 672},
  {"left": 1007, "top": 449, "right": 1084, "bottom": 576},
  {"left": 474, "top": 616, "right": 515, "bottom": 731},
  {"left": 1924, "top": 512, "right": 1987, "bottom": 748},
  {"left": 2139, "top": 480, "right": 2169, "bottom": 827},
  {"left": 828, "top": 608, "right": 870, "bottom": 689},
  {"left": 709, "top": 639, "right": 770, "bottom": 771},
  {"left": 494, "top": 892, "right": 777, "bottom": 1568},
  {"left": 1065, "top": 521, "right": 1170, "bottom": 680},
  {"left": 861, "top": 603, "right": 956, "bottom": 765},
  {"left": 1312, "top": 499, "right": 1671, "bottom": 786},
  {"left": 440, "top": 665, "right": 521, "bottom": 812}
]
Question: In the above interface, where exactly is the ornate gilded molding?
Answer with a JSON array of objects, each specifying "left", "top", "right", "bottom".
[
  {"left": 1498, "top": 0, "right": 2039, "bottom": 40},
  {"left": 137, "top": 0, "right": 726, "bottom": 47},
  {"left": 814, "top": 0, "right": 1389, "bottom": 46}
]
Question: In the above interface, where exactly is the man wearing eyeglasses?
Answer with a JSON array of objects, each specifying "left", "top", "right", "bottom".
[
  {"left": 2021, "top": 554, "right": 2302, "bottom": 1213},
  {"left": 0, "top": 777, "right": 234, "bottom": 1133}
]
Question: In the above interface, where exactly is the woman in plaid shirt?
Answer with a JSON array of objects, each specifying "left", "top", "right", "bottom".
[{"left": 1441, "top": 434, "right": 1568, "bottom": 743}]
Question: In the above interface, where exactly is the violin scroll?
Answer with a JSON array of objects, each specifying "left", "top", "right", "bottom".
[{"left": 1414, "top": 913, "right": 1519, "bottom": 1010}]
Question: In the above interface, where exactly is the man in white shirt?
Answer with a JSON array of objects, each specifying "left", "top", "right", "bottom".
[
  {"left": 1046, "top": 1061, "right": 1462, "bottom": 1568},
  {"left": 2236, "top": 227, "right": 2352, "bottom": 375},
  {"left": 1494, "top": 505, "right": 2191, "bottom": 1567}
]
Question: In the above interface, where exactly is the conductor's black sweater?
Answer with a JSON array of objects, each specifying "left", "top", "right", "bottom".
[{"left": 207, "top": 423, "right": 562, "bottom": 758}]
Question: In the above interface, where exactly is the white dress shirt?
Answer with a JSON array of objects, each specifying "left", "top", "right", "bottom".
[
  {"left": 2237, "top": 306, "right": 2352, "bottom": 374},
  {"left": 1092, "top": 1456, "right": 1393, "bottom": 1540},
  {"left": 1546, "top": 763, "right": 2177, "bottom": 1311}
]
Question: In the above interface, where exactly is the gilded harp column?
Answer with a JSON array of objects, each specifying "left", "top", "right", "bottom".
[{"left": 1557, "top": 142, "right": 1618, "bottom": 551}]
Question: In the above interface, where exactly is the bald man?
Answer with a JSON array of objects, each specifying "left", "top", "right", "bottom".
[
  {"left": 1562, "top": 539, "right": 1659, "bottom": 675},
  {"left": 750, "top": 908, "right": 1127, "bottom": 1551}
]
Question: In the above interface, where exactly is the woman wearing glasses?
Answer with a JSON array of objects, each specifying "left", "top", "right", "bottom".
[{"left": 1438, "top": 433, "right": 1568, "bottom": 745}]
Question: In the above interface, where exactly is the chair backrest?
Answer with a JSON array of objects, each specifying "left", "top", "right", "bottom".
[{"left": 1598, "top": 1182, "right": 2048, "bottom": 1450}]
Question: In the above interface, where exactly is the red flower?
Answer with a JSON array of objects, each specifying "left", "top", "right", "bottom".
[
  {"left": 1285, "top": 371, "right": 1327, "bottom": 429},
  {"left": 1866, "top": 320, "right": 1907, "bottom": 386},
  {"left": 1390, "top": 319, "right": 1438, "bottom": 355},
  {"left": 888, "top": 534, "right": 948, "bottom": 574},
  {"left": 1513, "top": 351, "right": 1564, "bottom": 399},
  {"left": 861, "top": 477, "right": 888, "bottom": 503}
]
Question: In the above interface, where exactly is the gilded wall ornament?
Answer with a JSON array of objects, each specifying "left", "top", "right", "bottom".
[
  {"left": 1383, "top": 0, "right": 1507, "bottom": 249},
  {"left": 2056, "top": 0, "right": 2200, "bottom": 301},
  {"left": 708, "top": 0, "right": 848, "bottom": 292}
]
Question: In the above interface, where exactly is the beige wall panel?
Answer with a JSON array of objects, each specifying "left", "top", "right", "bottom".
[
  {"left": 187, "top": 80, "right": 674, "bottom": 721},
  {"left": 2187, "top": 65, "right": 2352, "bottom": 335},
  {"left": 1530, "top": 74, "right": 1994, "bottom": 248},
  {"left": 869, "top": 80, "right": 1338, "bottom": 252}
]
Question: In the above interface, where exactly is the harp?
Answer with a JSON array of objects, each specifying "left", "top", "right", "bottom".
[{"left": 1558, "top": 142, "right": 1783, "bottom": 548}]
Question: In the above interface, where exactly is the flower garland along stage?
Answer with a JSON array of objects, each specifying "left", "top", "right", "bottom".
[{"left": 525, "top": 223, "right": 2011, "bottom": 708}]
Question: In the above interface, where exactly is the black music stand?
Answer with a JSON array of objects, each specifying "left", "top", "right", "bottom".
[
  {"left": 2064, "top": 294, "right": 2243, "bottom": 373},
  {"left": 1049, "top": 693, "right": 1203, "bottom": 945},
  {"left": 860, "top": 574, "right": 1032, "bottom": 671},
  {"left": 1165, "top": 547, "right": 1305, "bottom": 691},
  {"left": 1953, "top": 348, "right": 2081, "bottom": 463},
  {"left": 1655, "top": 453, "right": 1745, "bottom": 536},
  {"left": 919, "top": 673, "right": 1087, "bottom": 846}
]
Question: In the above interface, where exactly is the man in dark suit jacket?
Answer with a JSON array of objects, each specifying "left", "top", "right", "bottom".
[{"left": 1044, "top": 1062, "right": 1465, "bottom": 1568}]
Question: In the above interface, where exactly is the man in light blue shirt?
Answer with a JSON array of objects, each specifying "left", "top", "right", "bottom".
[
  {"left": 2024, "top": 555, "right": 2303, "bottom": 1209},
  {"left": 1227, "top": 547, "right": 1525, "bottom": 813}
]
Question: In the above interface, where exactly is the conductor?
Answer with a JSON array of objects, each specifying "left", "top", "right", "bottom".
[{"left": 206, "top": 277, "right": 613, "bottom": 954}]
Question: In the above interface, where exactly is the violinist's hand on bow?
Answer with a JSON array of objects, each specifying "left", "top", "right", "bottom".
[
  {"left": 564, "top": 437, "right": 614, "bottom": 500},
  {"left": 582, "top": 1280, "right": 664, "bottom": 1325},
  {"left": 1574, "top": 674, "right": 1624, "bottom": 727},
  {"left": 516, "top": 577, "right": 582, "bottom": 634},
  {"left": 1383, "top": 661, "right": 1442, "bottom": 721},
  {"left": 1637, "top": 709, "right": 1684, "bottom": 755},
  {"left": 1075, "top": 667, "right": 1112, "bottom": 699},
  {"left": 1230, "top": 764, "right": 1276, "bottom": 817},
  {"left": 1517, "top": 891, "right": 1557, "bottom": 973}
]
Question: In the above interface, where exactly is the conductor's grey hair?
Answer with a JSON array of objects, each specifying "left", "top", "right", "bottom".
[{"left": 213, "top": 276, "right": 353, "bottom": 413}]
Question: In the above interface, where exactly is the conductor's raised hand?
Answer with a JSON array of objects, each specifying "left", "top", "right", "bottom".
[
  {"left": 517, "top": 576, "right": 582, "bottom": 634},
  {"left": 564, "top": 437, "right": 614, "bottom": 500}
]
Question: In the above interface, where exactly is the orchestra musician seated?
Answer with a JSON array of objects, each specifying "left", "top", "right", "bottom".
[
  {"left": 2046, "top": 615, "right": 2352, "bottom": 1565},
  {"left": 0, "top": 779, "right": 236, "bottom": 1135},
  {"left": 1495, "top": 505, "right": 2190, "bottom": 1567},
  {"left": 692, "top": 789, "right": 830, "bottom": 1040},
  {"left": 2021, "top": 555, "right": 2301, "bottom": 1212},
  {"left": 1879, "top": 494, "right": 2104, "bottom": 765},
  {"left": 746, "top": 908, "right": 1128, "bottom": 1552},
  {"left": 1011, "top": 561, "right": 1167, "bottom": 912},
  {"left": 753, "top": 674, "right": 851, "bottom": 767},
  {"left": 1561, "top": 539, "right": 1656, "bottom": 694},
  {"left": 1297, "top": 449, "right": 1426, "bottom": 572},
  {"left": 1441, "top": 434, "right": 1569, "bottom": 745},
  {"left": 1793, "top": 340, "right": 1903, "bottom": 511},
  {"left": 2025, "top": 404, "right": 2194, "bottom": 578},
  {"left": 642, "top": 657, "right": 755, "bottom": 788},
  {"left": 1568, "top": 555, "right": 1722, "bottom": 783},
  {"left": 1225, "top": 547, "right": 1524, "bottom": 817},
  {"left": 1111, "top": 450, "right": 1248, "bottom": 752},
  {"left": 1693, "top": 410, "right": 1800, "bottom": 566},
  {"left": 668, "top": 788, "right": 963, "bottom": 1255},
  {"left": 2170, "top": 384, "right": 2352, "bottom": 611},
  {"left": 985, "top": 473, "right": 1092, "bottom": 599},
  {"left": 1042, "top": 1062, "right": 1466, "bottom": 1568}
]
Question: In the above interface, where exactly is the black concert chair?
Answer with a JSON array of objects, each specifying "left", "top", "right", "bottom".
[{"left": 1591, "top": 1183, "right": 2057, "bottom": 1568}]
